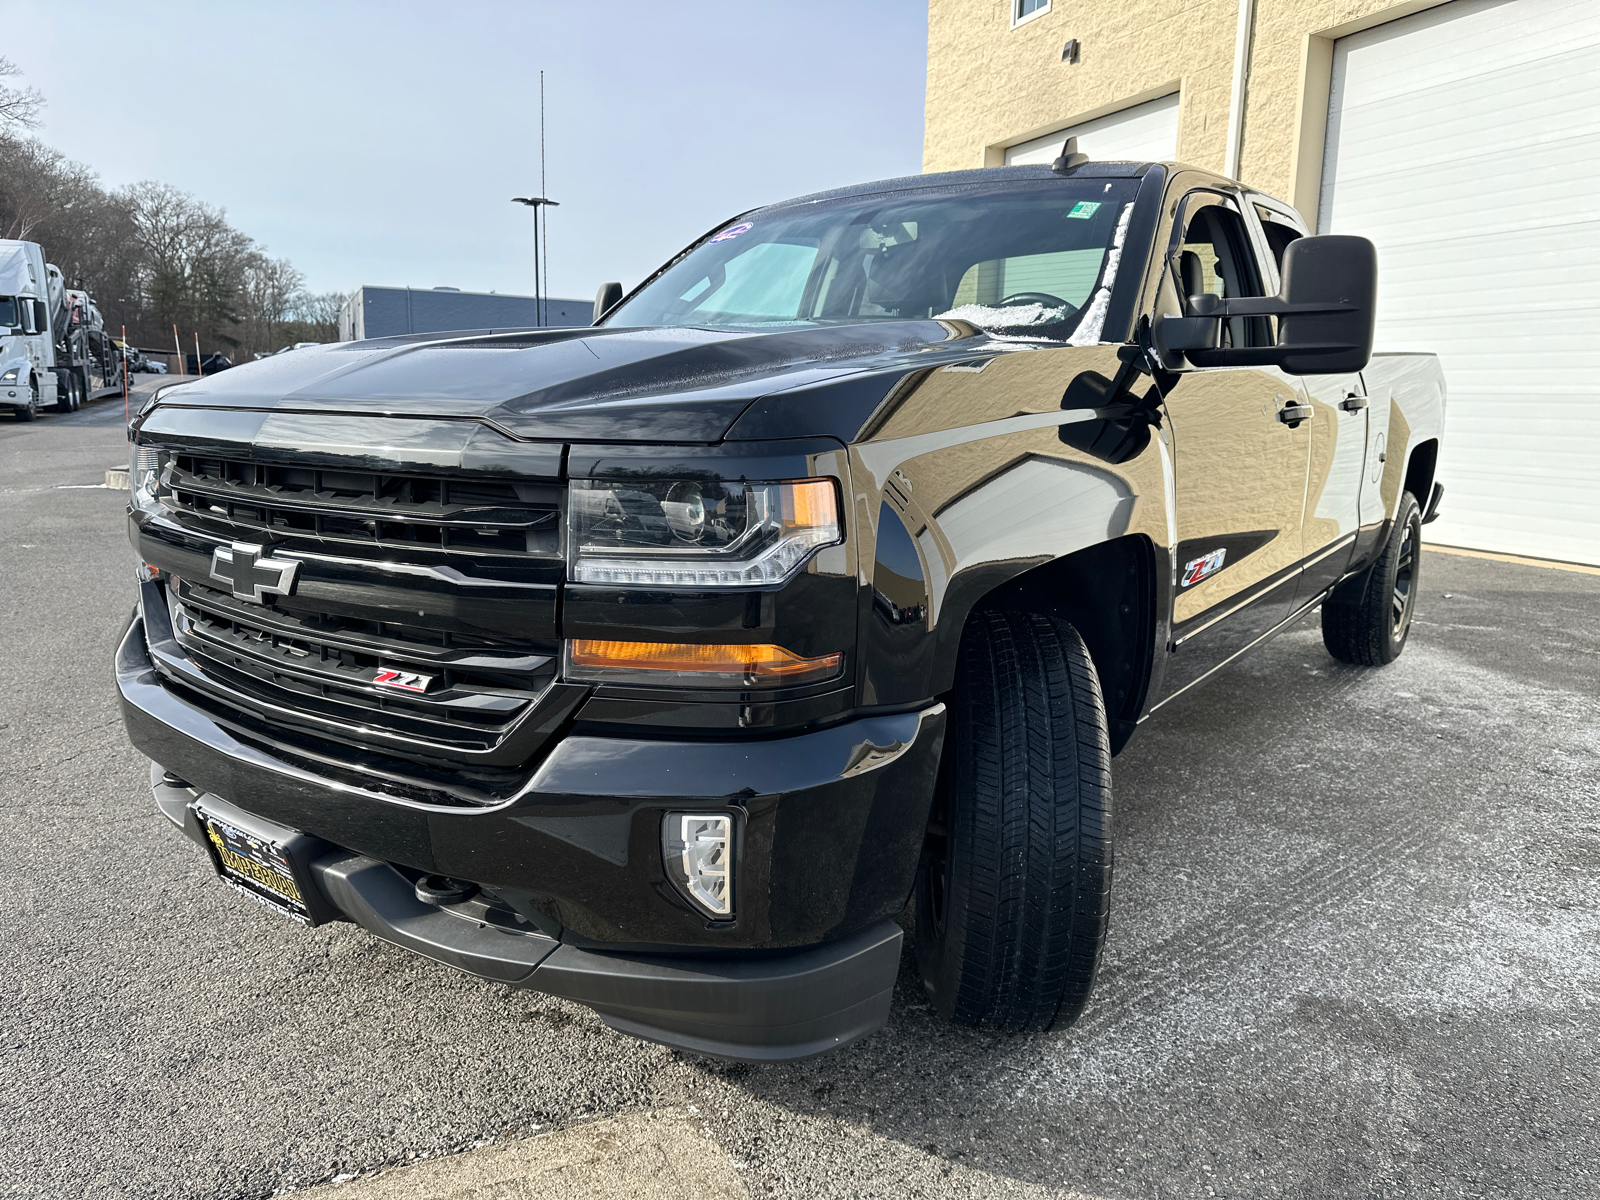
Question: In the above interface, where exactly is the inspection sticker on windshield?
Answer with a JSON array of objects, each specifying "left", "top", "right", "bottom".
[
  {"left": 709, "top": 222, "right": 753, "bottom": 243},
  {"left": 1066, "top": 201, "right": 1103, "bottom": 220}
]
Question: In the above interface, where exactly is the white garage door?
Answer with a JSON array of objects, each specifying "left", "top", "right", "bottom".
[
  {"left": 1320, "top": 0, "right": 1600, "bottom": 565},
  {"left": 1005, "top": 93, "right": 1180, "bottom": 166}
]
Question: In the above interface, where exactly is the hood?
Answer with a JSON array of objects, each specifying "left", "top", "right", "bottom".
[{"left": 143, "top": 321, "right": 996, "bottom": 443}]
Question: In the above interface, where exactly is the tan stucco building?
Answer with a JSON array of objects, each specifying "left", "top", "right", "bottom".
[
  {"left": 924, "top": 0, "right": 1600, "bottom": 565},
  {"left": 926, "top": 0, "right": 1493, "bottom": 221}
]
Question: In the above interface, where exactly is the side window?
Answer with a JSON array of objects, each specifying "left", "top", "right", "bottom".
[
  {"left": 1177, "top": 204, "right": 1271, "bottom": 348},
  {"left": 1260, "top": 222, "right": 1301, "bottom": 273}
]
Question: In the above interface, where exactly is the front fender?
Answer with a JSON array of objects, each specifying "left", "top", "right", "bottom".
[
  {"left": 0, "top": 356, "right": 33, "bottom": 387},
  {"left": 847, "top": 343, "right": 1173, "bottom": 706}
]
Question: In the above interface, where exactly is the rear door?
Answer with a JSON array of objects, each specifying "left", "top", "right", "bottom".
[
  {"left": 1155, "top": 192, "right": 1313, "bottom": 700},
  {"left": 1247, "top": 199, "right": 1369, "bottom": 601}
]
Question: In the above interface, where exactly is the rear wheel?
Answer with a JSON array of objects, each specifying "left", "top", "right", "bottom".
[
  {"left": 914, "top": 609, "right": 1113, "bottom": 1032},
  {"left": 54, "top": 372, "right": 79, "bottom": 412},
  {"left": 1323, "top": 490, "right": 1422, "bottom": 665}
]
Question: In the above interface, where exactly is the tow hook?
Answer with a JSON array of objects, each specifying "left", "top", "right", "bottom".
[{"left": 415, "top": 874, "right": 479, "bottom": 906}]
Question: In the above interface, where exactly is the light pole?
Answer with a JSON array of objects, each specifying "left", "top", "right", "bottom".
[{"left": 511, "top": 196, "right": 559, "bottom": 326}]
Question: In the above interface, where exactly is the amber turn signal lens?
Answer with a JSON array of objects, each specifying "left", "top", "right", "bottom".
[
  {"left": 568, "top": 639, "right": 842, "bottom": 681},
  {"left": 780, "top": 478, "right": 838, "bottom": 532}
]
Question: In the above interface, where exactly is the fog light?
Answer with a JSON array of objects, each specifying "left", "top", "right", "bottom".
[{"left": 664, "top": 813, "right": 734, "bottom": 918}]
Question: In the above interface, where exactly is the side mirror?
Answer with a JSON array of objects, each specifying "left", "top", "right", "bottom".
[
  {"left": 593, "top": 281, "right": 623, "bottom": 326},
  {"left": 1276, "top": 235, "right": 1376, "bottom": 374},
  {"left": 1153, "top": 234, "right": 1376, "bottom": 373}
]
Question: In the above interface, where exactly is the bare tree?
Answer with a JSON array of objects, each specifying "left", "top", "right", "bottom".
[
  {"left": 0, "top": 57, "right": 44, "bottom": 135},
  {"left": 0, "top": 63, "right": 333, "bottom": 357}
]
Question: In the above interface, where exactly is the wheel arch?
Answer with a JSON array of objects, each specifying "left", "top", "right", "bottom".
[
  {"left": 1404, "top": 437, "right": 1439, "bottom": 510},
  {"left": 934, "top": 535, "right": 1160, "bottom": 755}
]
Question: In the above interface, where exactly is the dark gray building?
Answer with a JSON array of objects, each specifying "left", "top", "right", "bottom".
[{"left": 338, "top": 286, "right": 592, "bottom": 341}]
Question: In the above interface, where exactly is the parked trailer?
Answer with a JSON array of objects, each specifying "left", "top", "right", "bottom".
[{"left": 0, "top": 238, "right": 121, "bottom": 419}]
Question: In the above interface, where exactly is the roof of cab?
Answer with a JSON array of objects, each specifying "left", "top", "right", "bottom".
[{"left": 761, "top": 161, "right": 1161, "bottom": 211}]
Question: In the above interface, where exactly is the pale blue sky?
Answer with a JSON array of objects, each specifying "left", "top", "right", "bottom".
[{"left": 11, "top": 1, "right": 929, "bottom": 299}]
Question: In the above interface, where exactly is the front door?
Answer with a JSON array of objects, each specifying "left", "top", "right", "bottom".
[{"left": 1154, "top": 196, "right": 1312, "bottom": 702}]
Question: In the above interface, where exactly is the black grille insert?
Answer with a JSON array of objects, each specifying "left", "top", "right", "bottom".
[
  {"left": 167, "top": 579, "right": 557, "bottom": 761},
  {"left": 164, "top": 455, "right": 563, "bottom": 561}
]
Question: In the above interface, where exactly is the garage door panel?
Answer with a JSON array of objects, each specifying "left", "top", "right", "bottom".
[
  {"left": 1321, "top": 0, "right": 1600, "bottom": 564},
  {"left": 1323, "top": 132, "right": 1600, "bottom": 238},
  {"left": 1004, "top": 93, "right": 1179, "bottom": 166},
  {"left": 1327, "top": 0, "right": 1600, "bottom": 106},
  {"left": 1330, "top": 42, "right": 1600, "bottom": 155},
  {"left": 1373, "top": 228, "right": 1600, "bottom": 307}
]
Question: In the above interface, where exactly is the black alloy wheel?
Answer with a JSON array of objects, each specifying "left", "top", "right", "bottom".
[
  {"left": 914, "top": 608, "right": 1113, "bottom": 1033},
  {"left": 1322, "top": 490, "right": 1423, "bottom": 666},
  {"left": 1390, "top": 514, "right": 1418, "bottom": 640}
]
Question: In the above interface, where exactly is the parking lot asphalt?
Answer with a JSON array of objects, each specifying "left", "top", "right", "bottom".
[{"left": 3, "top": 397, "right": 1597, "bottom": 1200}]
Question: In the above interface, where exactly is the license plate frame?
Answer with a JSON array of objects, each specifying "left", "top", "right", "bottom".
[{"left": 195, "top": 804, "right": 314, "bottom": 923}]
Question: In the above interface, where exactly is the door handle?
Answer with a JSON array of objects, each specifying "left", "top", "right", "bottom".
[
  {"left": 1340, "top": 393, "right": 1368, "bottom": 412},
  {"left": 1277, "top": 402, "right": 1314, "bottom": 428}
]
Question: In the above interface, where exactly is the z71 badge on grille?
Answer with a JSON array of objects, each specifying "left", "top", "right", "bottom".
[{"left": 373, "top": 668, "right": 434, "bottom": 693}]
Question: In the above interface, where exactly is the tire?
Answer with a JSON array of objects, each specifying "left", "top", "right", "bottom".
[
  {"left": 14, "top": 381, "right": 38, "bottom": 421},
  {"left": 54, "top": 372, "right": 79, "bottom": 413},
  {"left": 1322, "top": 490, "right": 1422, "bottom": 666},
  {"left": 914, "top": 608, "right": 1113, "bottom": 1032}
]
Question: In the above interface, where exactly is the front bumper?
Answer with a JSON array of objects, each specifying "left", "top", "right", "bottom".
[{"left": 119, "top": 611, "right": 942, "bottom": 1060}]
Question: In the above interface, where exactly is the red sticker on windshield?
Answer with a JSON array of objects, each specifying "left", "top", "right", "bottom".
[{"left": 709, "top": 222, "right": 753, "bottom": 243}]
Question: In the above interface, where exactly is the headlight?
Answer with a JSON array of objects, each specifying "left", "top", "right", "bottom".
[
  {"left": 0, "top": 367, "right": 19, "bottom": 383},
  {"left": 569, "top": 477, "right": 841, "bottom": 587},
  {"left": 129, "top": 444, "right": 162, "bottom": 513}
]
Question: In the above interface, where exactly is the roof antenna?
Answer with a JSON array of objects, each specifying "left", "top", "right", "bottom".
[{"left": 1052, "top": 136, "right": 1090, "bottom": 174}]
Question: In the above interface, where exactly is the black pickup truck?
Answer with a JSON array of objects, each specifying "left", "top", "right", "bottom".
[{"left": 118, "top": 156, "right": 1445, "bottom": 1061}]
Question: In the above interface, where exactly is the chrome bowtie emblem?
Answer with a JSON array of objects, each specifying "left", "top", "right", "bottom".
[{"left": 210, "top": 542, "right": 300, "bottom": 603}]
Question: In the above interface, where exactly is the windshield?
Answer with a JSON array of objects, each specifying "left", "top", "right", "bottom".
[
  {"left": 605, "top": 178, "right": 1140, "bottom": 340},
  {"left": 0, "top": 297, "right": 17, "bottom": 328}
]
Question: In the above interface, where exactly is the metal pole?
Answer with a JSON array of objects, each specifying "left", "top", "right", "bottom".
[
  {"left": 540, "top": 71, "right": 547, "bottom": 326},
  {"left": 122, "top": 324, "right": 129, "bottom": 423},
  {"left": 1223, "top": 0, "right": 1256, "bottom": 179},
  {"left": 532, "top": 209, "right": 542, "bottom": 327},
  {"left": 194, "top": 331, "right": 203, "bottom": 377}
]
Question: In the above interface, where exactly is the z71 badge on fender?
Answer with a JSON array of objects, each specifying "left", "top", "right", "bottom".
[
  {"left": 373, "top": 668, "right": 434, "bottom": 693},
  {"left": 1181, "top": 548, "right": 1227, "bottom": 587}
]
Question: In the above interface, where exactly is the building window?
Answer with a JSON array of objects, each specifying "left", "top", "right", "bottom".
[{"left": 1012, "top": 0, "right": 1049, "bottom": 27}]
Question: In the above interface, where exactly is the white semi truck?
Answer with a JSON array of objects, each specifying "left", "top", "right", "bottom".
[{"left": 0, "top": 238, "right": 118, "bottom": 421}]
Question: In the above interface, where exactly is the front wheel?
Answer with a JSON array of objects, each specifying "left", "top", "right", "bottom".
[
  {"left": 1323, "top": 490, "right": 1423, "bottom": 665},
  {"left": 15, "top": 381, "right": 38, "bottom": 422},
  {"left": 914, "top": 609, "right": 1113, "bottom": 1032}
]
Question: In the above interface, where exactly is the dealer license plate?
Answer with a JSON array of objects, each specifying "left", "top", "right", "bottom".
[{"left": 197, "top": 807, "right": 311, "bottom": 922}]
